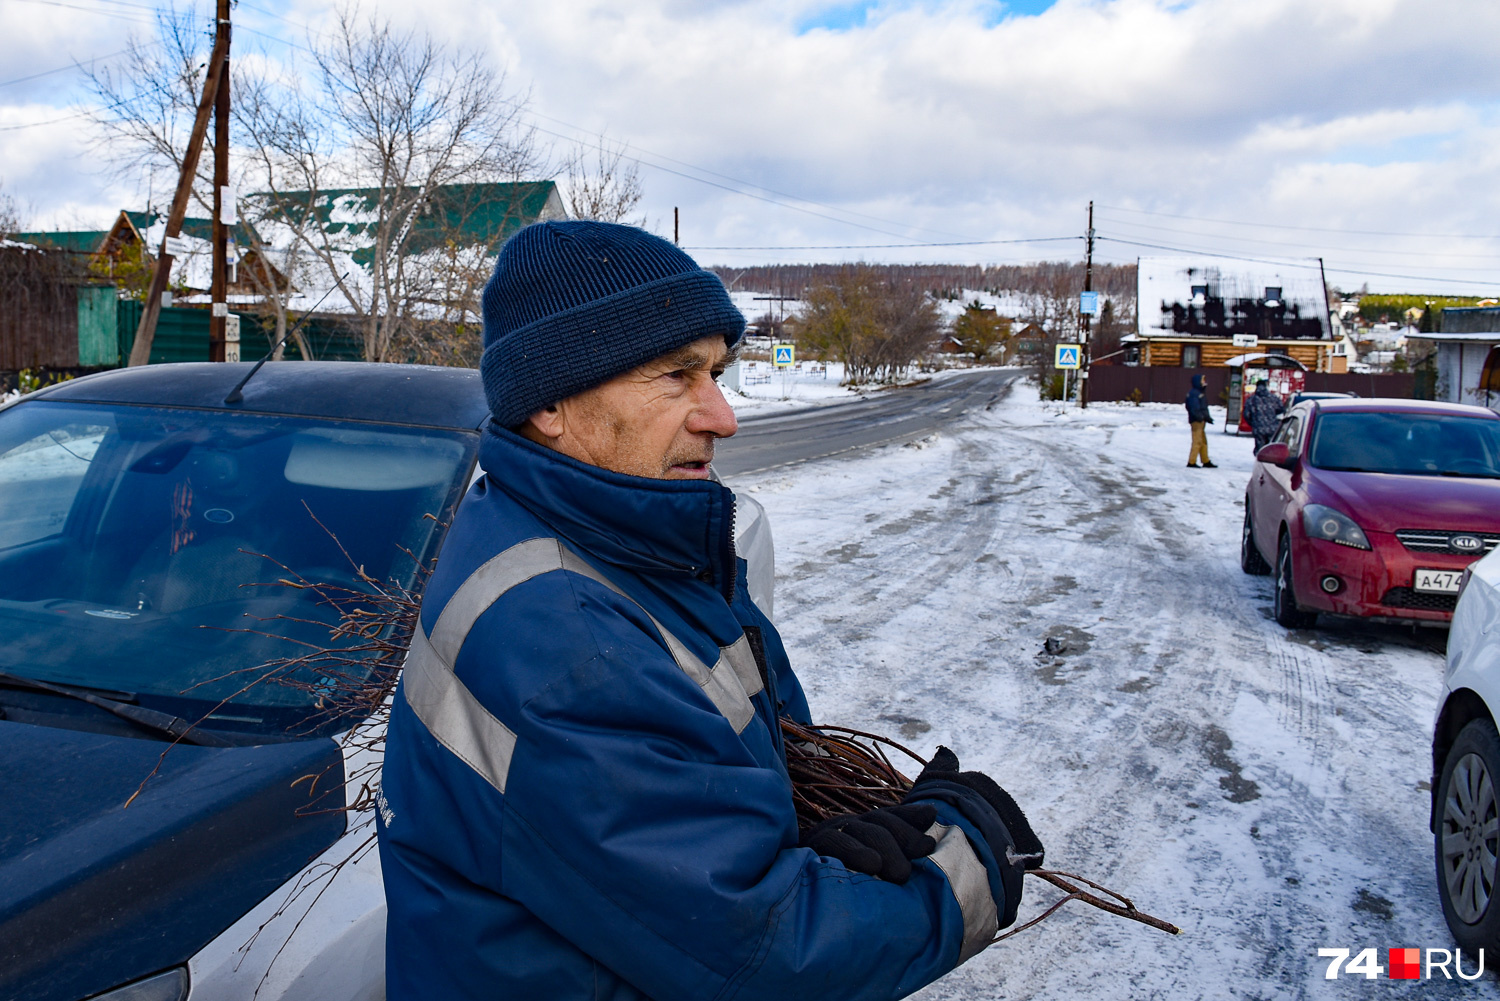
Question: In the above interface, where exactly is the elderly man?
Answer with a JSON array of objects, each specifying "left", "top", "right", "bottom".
[{"left": 377, "top": 221, "right": 1038, "bottom": 1000}]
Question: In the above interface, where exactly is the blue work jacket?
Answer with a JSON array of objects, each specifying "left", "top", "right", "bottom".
[{"left": 378, "top": 426, "right": 1008, "bottom": 1000}]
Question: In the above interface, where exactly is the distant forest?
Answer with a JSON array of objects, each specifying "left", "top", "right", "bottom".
[{"left": 709, "top": 261, "right": 1138, "bottom": 309}]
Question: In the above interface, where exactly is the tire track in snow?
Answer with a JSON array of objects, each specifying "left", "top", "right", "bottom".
[{"left": 738, "top": 395, "right": 1477, "bottom": 1000}]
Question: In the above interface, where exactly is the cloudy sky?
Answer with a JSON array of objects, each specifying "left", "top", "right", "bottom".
[{"left": 3, "top": 0, "right": 1499, "bottom": 292}]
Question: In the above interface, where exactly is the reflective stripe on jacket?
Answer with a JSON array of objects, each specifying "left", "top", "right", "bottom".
[{"left": 377, "top": 425, "right": 1010, "bottom": 1000}]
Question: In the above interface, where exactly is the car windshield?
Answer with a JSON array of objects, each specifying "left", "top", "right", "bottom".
[
  {"left": 0, "top": 401, "right": 475, "bottom": 737},
  {"left": 1308, "top": 411, "right": 1500, "bottom": 477}
]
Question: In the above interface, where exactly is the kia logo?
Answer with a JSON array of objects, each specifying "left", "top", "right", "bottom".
[{"left": 1451, "top": 535, "right": 1484, "bottom": 552}]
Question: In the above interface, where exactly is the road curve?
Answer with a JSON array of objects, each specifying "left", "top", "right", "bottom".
[{"left": 713, "top": 369, "right": 1024, "bottom": 477}]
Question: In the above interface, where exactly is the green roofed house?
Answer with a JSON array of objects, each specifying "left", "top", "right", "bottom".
[
  {"left": 255, "top": 180, "right": 566, "bottom": 267},
  {"left": 11, "top": 228, "right": 111, "bottom": 254}
]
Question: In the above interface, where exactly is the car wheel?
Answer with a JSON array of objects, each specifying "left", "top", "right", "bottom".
[
  {"left": 1437, "top": 719, "right": 1500, "bottom": 954},
  {"left": 1274, "top": 533, "right": 1316, "bottom": 629},
  {"left": 1241, "top": 505, "right": 1270, "bottom": 576}
]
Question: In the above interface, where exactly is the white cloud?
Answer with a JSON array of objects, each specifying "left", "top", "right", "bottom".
[{"left": 5, "top": 0, "right": 1500, "bottom": 290}]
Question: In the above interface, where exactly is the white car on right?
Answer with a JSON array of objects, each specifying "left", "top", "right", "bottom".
[{"left": 1433, "top": 544, "right": 1500, "bottom": 952}]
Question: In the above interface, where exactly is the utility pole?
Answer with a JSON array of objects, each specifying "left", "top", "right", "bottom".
[
  {"left": 1079, "top": 200, "right": 1095, "bottom": 409},
  {"left": 673, "top": 207, "right": 679, "bottom": 246},
  {"left": 127, "top": 17, "right": 229, "bottom": 366},
  {"left": 209, "top": 0, "right": 232, "bottom": 363}
]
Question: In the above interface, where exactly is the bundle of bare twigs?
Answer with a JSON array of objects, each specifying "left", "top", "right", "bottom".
[{"left": 780, "top": 718, "right": 1181, "bottom": 941}]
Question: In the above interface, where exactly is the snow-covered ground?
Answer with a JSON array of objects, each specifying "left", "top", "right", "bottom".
[
  {"left": 734, "top": 386, "right": 1473, "bottom": 999},
  {"left": 722, "top": 360, "right": 860, "bottom": 413}
]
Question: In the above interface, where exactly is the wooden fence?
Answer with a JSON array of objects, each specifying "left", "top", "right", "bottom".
[{"left": 1085, "top": 365, "right": 1417, "bottom": 405}]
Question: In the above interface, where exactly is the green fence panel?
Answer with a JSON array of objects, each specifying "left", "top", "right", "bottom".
[
  {"left": 116, "top": 301, "right": 260, "bottom": 365},
  {"left": 76, "top": 287, "right": 120, "bottom": 367},
  {"left": 114, "top": 303, "right": 373, "bottom": 365}
]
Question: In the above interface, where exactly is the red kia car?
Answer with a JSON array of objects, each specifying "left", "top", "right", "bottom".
[{"left": 1241, "top": 398, "right": 1500, "bottom": 628}]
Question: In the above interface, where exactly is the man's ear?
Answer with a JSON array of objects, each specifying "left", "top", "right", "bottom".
[{"left": 525, "top": 404, "right": 565, "bottom": 441}]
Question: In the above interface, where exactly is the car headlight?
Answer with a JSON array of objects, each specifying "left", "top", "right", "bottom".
[
  {"left": 1303, "top": 504, "right": 1371, "bottom": 550},
  {"left": 85, "top": 968, "right": 188, "bottom": 1001}
]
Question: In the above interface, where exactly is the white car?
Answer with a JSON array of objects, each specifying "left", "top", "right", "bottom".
[{"left": 1433, "top": 543, "right": 1500, "bottom": 953}]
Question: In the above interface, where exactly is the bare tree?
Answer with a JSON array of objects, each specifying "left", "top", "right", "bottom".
[
  {"left": 562, "top": 135, "right": 644, "bottom": 224},
  {"left": 86, "top": 7, "right": 310, "bottom": 358},
  {"left": 0, "top": 181, "right": 24, "bottom": 238},
  {"left": 240, "top": 6, "right": 539, "bottom": 362},
  {"left": 1021, "top": 271, "right": 1082, "bottom": 396},
  {"left": 795, "top": 266, "right": 939, "bottom": 384},
  {"left": 87, "top": 3, "right": 541, "bottom": 363},
  {"left": 85, "top": 9, "right": 214, "bottom": 213}
]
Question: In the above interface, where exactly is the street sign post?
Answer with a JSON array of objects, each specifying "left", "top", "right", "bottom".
[
  {"left": 224, "top": 314, "right": 240, "bottom": 363},
  {"left": 1079, "top": 291, "right": 1100, "bottom": 316},
  {"left": 1054, "top": 344, "right": 1081, "bottom": 369},
  {"left": 773, "top": 343, "right": 795, "bottom": 368}
]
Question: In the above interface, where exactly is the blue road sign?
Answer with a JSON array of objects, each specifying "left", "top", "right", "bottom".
[
  {"left": 773, "top": 344, "right": 795, "bottom": 368},
  {"left": 1055, "top": 344, "right": 1081, "bottom": 369},
  {"left": 1080, "top": 291, "right": 1100, "bottom": 316}
]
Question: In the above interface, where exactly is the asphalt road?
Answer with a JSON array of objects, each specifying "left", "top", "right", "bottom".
[{"left": 713, "top": 368, "right": 1024, "bottom": 477}]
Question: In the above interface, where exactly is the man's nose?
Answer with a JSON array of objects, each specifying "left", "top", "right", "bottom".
[{"left": 691, "top": 377, "right": 738, "bottom": 438}]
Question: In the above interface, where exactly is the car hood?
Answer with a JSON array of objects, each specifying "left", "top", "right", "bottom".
[
  {"left": 0, "top": 722, "right": 344, "bottom": 1001},
  {"left": 1310, "top": 468, "right": 1500, "bottom": 534}
]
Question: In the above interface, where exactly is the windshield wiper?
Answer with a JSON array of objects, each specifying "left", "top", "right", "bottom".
[
  {"left": 1440, "top": 471, "right": 1500, "bottom": 479},
  {"left": 0, "top": 670, "right": 237, "bottom": 747}
]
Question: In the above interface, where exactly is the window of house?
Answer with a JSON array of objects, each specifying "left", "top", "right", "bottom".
[
  {"left": 1182, "top": 344, "right": 1201, "bottom": 368},
  {"left": 1264, "top": 287, "right": 1283, "bottom": 305}
]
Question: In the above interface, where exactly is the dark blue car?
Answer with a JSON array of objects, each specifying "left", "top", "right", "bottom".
[{"left": 0, "top": 363, "right": 487, "bottom": 1001}]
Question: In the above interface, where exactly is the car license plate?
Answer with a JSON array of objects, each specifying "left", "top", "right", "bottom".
[{"left": 1414, "top": 568, "right": 1465, "bottom": 594}]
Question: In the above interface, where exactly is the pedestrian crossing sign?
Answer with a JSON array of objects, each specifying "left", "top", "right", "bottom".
[
  {"left": 773, "top": 344, "right": 795, "bottom": 368},
  {"left": 1054, "top": 344, "right": 1081, "bottom": 369}
]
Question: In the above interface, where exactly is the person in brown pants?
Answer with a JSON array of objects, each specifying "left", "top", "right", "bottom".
[{"left": 1185, "top": 373, "right": 1217, "bottom": 468}]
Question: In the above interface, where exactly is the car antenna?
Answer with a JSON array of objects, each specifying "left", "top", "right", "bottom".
[{"left": 224, "top": 274, "right": 349, "bottom": 405}]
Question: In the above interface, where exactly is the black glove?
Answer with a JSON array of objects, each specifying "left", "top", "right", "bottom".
[
  {"left": 799, "top": 803, "right": 938, "bottom": 884},
  {"left": 903, "top": 747, "right": 1044, "bottom": 928}
]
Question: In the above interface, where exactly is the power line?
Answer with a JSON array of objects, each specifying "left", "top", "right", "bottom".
[
  {"left": 1099, "top": 216, "right": 1500, "bottom": 262},
  {"left": 683, "top": 236, "right": 1079, "bottom": 251},
  {"left": 5, "top": 0, "right": 159, "bottom": 25},
  {"left": 0, "top": 44, "right": 151, "bottom": 89},
  {"left": 1099, "top": 203, "right": 1500, "bottom": 241},
  {"left": 523, "top": 120, "right": 933, "bottom": 243},
  {"left": 526, "top": 109, "right": 983, "bottom": 245},
  {"left": 1097, "top": 235, "right": 1500, "bottom": 289}
]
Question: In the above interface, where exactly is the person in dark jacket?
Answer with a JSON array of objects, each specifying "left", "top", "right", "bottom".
[
  {"left": 1244, "top": 379, "right": 1286, "bottom": 451},
  {"left": 1184, "top": 373, "right": 1216, "bottom": 468},
  {"left": 378, "top": 221, "right": 1039, "bottom": 1001}
]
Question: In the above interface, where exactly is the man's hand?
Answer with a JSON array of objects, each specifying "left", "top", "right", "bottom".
[
  {"left": 907, "top": 747, "right": 1045, "bottom": 869},
  {"left": 799, "top": 804, "right": 938, "bottom": 884},
  {"left": 903, "top": 747, "right": 1044, "bottom": 929}
]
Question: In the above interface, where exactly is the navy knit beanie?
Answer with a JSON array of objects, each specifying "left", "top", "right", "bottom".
[{"left": 480, "top": 221, "right": 745, "bottom": 428}]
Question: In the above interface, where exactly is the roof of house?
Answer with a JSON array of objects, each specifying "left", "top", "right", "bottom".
[
  {"left": 1137, "top": 255, "right": 1331, "bottom": 341},
  {"left": 256, "top": 181, "right": 563, "bottom": 265},
  {"left": 12, "top": 230, "right": 109, "bottom": 253},
  {"left": 14, "top": 209, "right": 261, "bottom": 256},
  {"left": 1419, "top": 331, "right": 1500, "bottom": 343},
  {"left": 1439, "top": 306, "right": 1500, "bottom": 335}
]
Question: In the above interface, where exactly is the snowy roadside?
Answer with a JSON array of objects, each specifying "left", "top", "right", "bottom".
[
  {"left": 722, "top": 361, "right": 983, "bottom": 416},
  {"left": 734, "top": 386, "right": 1469, "bottom": 999}
]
